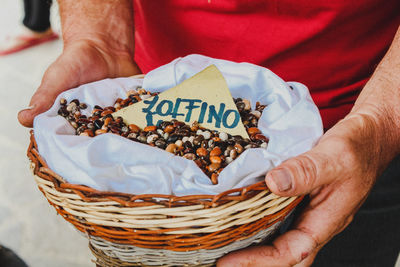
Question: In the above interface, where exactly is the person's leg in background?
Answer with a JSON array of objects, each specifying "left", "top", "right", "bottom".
[
  {"left": 23, "top": 0, "right": 52, "bottom": 33},
  {"left": 0, "top": 0, "right": 58, "bottom": 56},
  {"left": 0, "top": 245, "right": 28, "bottom": 267}
]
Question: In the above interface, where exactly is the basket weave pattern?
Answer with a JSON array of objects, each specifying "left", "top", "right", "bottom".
[{"left": 27, "top": 131, "right": 303, "bottom": 265}]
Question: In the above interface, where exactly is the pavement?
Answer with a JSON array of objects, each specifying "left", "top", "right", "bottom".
[
  {"left": 0, "top": 1, "right": 399, "bottom": 267},
  {"left": 0, "top": 1, "right": 92, "bottom": 266}
]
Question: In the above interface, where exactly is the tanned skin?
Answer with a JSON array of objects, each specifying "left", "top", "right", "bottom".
[{"left": 17, "top": 1, "right": 400, "bottom": 266}]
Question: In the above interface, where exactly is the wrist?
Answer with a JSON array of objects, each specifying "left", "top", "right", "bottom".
[
  {"left": 59, "top": 0, "right": 135, "bottom": 59},
  {"left": 339, "top": 106, "right": 398, "bottom": 175}
]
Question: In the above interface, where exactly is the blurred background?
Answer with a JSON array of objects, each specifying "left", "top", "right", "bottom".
[
  {"left": 0, "top": 1, "right": 399, "bottom": 267},
  {"left": 0, "top": 0, "right": 91, "bottom": 266}
]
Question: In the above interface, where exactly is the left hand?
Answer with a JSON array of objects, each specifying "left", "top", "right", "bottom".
[{"left": 218, "top": 112, "right": 393, "bottom": 267}]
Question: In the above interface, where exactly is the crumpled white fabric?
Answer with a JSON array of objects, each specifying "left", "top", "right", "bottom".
[{"left": 34, "top": 54, "right": 323, "bottom": 196}]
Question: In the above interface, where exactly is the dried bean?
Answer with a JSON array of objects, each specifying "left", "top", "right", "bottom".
[
  {"left": 243, "top": 99, "right": 251, "bottom": 110},
  {"left": 155, "top": 139, "right": 166, "bottom": 149},
  {"left": 128, "top": 133, "right": 137, "bottom": 139},
  {"left": 234, "top": 143, "right": 244, "bottom": 154},
  {"left": 95, "top": 129, "right": 107, "bottom": 135},
  {"left": 101, "top": 110, "right": 113, "bottom": 117},
  {"left": 166, "top": 143, "right": 178, "bottom": 153},
  {"left": 167, "top": 134, "right": 179, "bottom": 143},
  {"left": 219, "top": 132, "right": 228, "bottom": 141},
  {"left": 164, "top": 125, "right": 174, "bottom": 133},
  {"left": 193, "top": 135, "right": 204, "bottom": 146},
  {"left": 144, "top": 125, "right": 157, "bottom": 132},
  {"left": 58, "top": 95, "right": 269, "bottom": 184},
  {"left": 175, "top": 140, "right": 183, "bottom": 147},
  {"left": 196, "top": 147, "right": 208, "bottom": 157},
  {"left": 207, "top": 163, "right": 220, "bottom": 172},
  {"left": 211, "top": 173, "right": 218, "bottom": 185},
  {"left": 210, "top": 147, "right": 222, "bottom": 157},
  {"left": 202, "top": 131, "right": 211, "bottom": 140},
  {"left": 254, "top": 134, "right": 268, "bottom": 142},
  {"left": 183, "top": 153, "right": 196, "bottom": 160},
  {"left": 128, "top": 124, "right": 140, "bottom": 133},
  {"left": 247, "top": 127, "right": 260, "bottom": 135},
  {"left": 210, "top": 156, "right": 222, "bottom": 164}
]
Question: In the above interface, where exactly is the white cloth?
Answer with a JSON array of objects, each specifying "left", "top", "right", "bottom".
[{"left": 34, "top": 54, "right": 323, "bottom": 196}]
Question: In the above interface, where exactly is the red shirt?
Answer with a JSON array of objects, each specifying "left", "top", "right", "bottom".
[{"left": 133, "top": 0, "right": 400, "bottom": 129}]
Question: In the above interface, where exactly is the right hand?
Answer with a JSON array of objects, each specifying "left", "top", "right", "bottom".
[{"left": 18, "top": 39, "right": 141, "bottom": 127}]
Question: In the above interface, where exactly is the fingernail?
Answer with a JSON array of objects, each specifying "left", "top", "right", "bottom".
[
  {"left": 301, "top": 252, "right": 309, "bottom": 260},
  {"left": 20, "top": 105, "right": 35, "bottom": 112},
  {"left": 269, "top": 169, "right": 292, "bottom": 192}
]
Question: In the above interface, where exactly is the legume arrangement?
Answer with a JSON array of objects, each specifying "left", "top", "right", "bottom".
[{"left": 57, "top": 88, "right": 269, "bottom": 184}]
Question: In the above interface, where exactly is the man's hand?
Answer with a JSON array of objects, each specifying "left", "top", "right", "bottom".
[
  {"left": 18, "top": 0, "right": 140, "bottom": 127},
  {"left": 18, "top": 40, "right": 140, "bottom": 127},
  {"left": 218, "top": 114, "right": 388, "bottom": 267},
  {"left": 218, "top": 26, "right": 400, "bottom": 267}
]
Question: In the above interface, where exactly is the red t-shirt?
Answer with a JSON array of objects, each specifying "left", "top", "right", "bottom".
[{"left": 133, "top": 0, "right": 400, "bottom": 129}]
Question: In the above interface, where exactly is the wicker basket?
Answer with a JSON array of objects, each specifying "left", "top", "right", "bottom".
[{"left": 27, "top": 130, "right": 303, "bottom": 266}]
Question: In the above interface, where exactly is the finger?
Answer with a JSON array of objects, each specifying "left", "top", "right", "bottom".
[
  {"left": 265, "top": 135, "right": 355, "bottom": 196},
  {"left": 217, "top": 229, "right": 317, "bottom": 267},
  {"left": 219, "top": 181, "right": 358, "bottom": 267},
  {"left": 293, "top": 247, "right": 319, "bottom": 267}
]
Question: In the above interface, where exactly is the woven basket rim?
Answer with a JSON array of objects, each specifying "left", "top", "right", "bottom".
[
  {"left": 27, "top": 130, "right": 277, "bottom": 208},
  {"left": 27, "top": 130, "right": 304, "bottom": 255}
]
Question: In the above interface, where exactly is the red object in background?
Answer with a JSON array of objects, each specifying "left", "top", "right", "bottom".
[{"left": 133, "top": 0, "right": 400, "bottom": 129}]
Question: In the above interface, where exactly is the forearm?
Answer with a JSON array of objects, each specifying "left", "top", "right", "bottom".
[
  {"left": 341, "top": 26, "right": 400, "bottom": 170},
  {"left": 59, "top": 0, "right": 135, "bottom": 58}
]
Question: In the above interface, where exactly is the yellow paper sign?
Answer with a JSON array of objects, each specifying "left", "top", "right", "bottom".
[{"left": 113, "top": 65, "right": 249, "bottom": 138}]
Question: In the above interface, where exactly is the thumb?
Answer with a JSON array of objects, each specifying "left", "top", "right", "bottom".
[
  {"left": 265, "top": 136, "right": 349, "bottom": 196},
  {"left": 18, "top": 89, "right": 59, "bottom": 128},
  {"left": 18, "top": 58, "right": 82, "bottom": 128}
]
